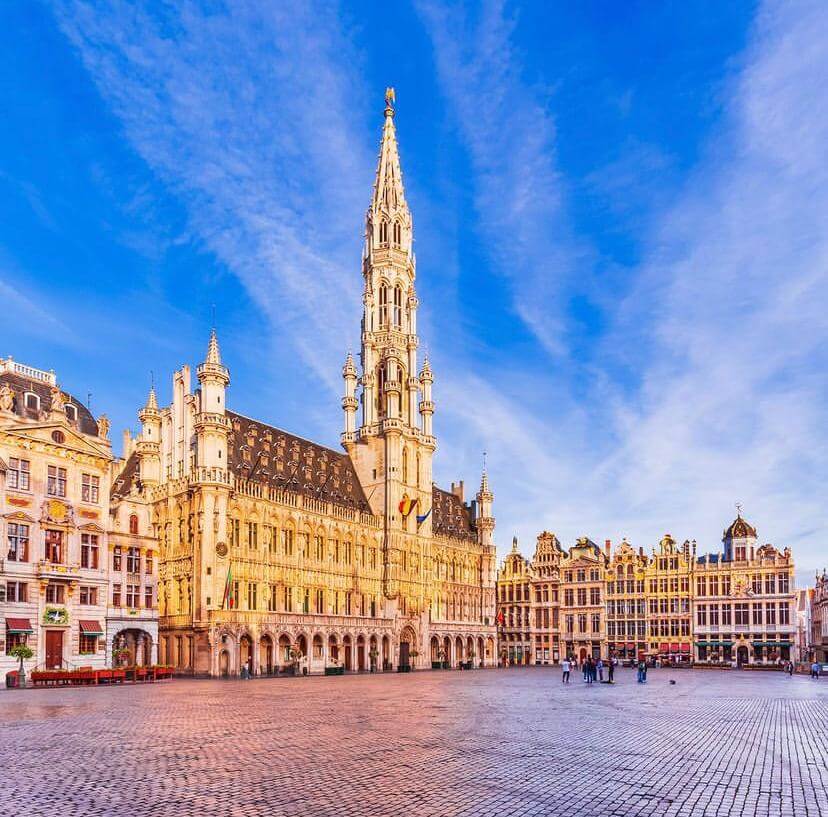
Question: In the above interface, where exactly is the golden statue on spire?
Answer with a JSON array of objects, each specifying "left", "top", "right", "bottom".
[{"left": 385, "top": 86, "right": 396, "bottom": 113}]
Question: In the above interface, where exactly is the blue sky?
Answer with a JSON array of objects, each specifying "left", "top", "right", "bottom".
[{"left": 2, "top": 1, "right": 826, "bottom": 583}]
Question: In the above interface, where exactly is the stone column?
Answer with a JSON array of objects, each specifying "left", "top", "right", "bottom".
[{"left": 251, "top": 630, "right": 260, "bottom": 676}]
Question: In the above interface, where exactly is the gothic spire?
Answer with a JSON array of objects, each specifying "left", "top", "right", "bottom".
[
  {"left": 205, "top": 328, "right": 222, "bottom": 365},
  {"left": 369, "top": 87, "right": 411, "bottom": 237}
]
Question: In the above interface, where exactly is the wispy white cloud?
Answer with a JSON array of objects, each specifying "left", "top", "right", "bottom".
[
  {"left": 48, "top": 0, "right": 828, "bottom": 584},
  {"left": 54, "top": 0, "right": 372, "bottom": 393},
  {"left": 598, "top": 0, "right": 828, "bottom": 574},
  {"left": 415, "top": 0, "right": 590, "bottom": 357},
  {"left": 423, "top": 0, "right": 828, "bottom": 580}
]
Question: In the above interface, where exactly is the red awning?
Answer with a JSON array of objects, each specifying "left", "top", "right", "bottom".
[
  {"left": 680, "top": 643, "right": 691, "bottom": 653},
  {"left": 669, "top": 643, "right": 680, "bottom": 652},
  {"left": 78, "top": 620, "right": 104, "bottom": 636},
  {"left": 5, "top": 617, "right": 33, "bottom": 634},
  {"left": 626, "top": 642, "right": 635, "bottom": 650}
]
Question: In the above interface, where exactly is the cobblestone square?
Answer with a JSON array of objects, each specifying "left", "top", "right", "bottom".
[{"left": 2, "top": 667, "right": 827, "bottom": 817}]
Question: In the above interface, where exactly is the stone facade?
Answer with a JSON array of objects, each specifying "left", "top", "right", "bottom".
[
  {"left": 108, "top": 439, "right": 159, "bottom": 666},
  {"left": 694, "top": 515, "right": 795, "bottom": 664},
  {"left": 0, "top": 357, "right": 157, "bottom": 677},
  {"left": 498, "top": 513, "right": 798, "bottom": 666},
  {"left": 495, "top": 537, "right": 532, "bottom": 665},
  {"left": 118, "top": 92, "right": 497, "bottom": 677},
  {"left": 495, "top": 532, "right": 567, "bottom": 666},
  {"left": 646, "top": 534, "right": 693, "bottom": 662},
  {"left": 560, "top": 538, "right": 608, "bottom": 662},
  {"left": 606, "top": 538, "right": 647, "bottom": 660},
  {"left": 811, "top": 572, "right": 827, "bottom": 663}
]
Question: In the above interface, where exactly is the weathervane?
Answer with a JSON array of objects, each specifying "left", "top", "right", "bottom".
[
  {"left": 735, "top": 501, "right": 743, "bottom": 517},
  {"left": 385, "top": 86, "right": 395, "bottom": 115}
]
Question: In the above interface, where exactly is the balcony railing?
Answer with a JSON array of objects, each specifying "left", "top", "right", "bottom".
[
  {"left": 1, "top": 357, "right": 56, "bottom": 385},
  {"left": 36, "top": 560, "right": 80, "bottom": 579}
]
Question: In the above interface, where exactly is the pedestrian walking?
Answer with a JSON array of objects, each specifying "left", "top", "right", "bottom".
[
  {"left": 586, "top": 657, "right": 595, "bottom": 685},
  {"left": 811, "top": 661, "right": 821, "bottom": 679},
  {"left": 596, "top": 658, "right": 604, "bottom": 683},
  {"left": 608, "top": 656, "right": 616, "bottom": 684},
  {"left": 561, "top": 657, "right": 571, "bottom": 684},
  {"left": 637, "top": 658, "right": 647, "bottom": 684},
  {"left": 583, "top": 658, "right": 589, "bottom": 683}
]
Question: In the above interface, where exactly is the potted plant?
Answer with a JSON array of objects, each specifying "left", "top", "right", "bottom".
[{"left": 9, "top": 645, "right": 33, "bottom": 688}]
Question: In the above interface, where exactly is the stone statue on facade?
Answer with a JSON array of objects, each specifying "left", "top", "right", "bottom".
[{"left": 0, "top": 383, "right": 14, "bottom": 412}]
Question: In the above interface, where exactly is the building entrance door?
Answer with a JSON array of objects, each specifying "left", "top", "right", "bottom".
[
  {"left": 45, "top": 630, "right": 63, "bottom": 669},
  {"left": 399, "top": 641, "right": 410, "bottom": 669}
]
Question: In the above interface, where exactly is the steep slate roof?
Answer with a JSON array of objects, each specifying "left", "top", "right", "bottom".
[
  {"left": 227, "top": 411, "right": 371, "bottom": 513},
  {"left": 431, "top": 486, "right": 476, "bottom": 542},
  {"left": 723, "top": 515, "right": 757, "bottom": 540},
  {"left": 0, "top": 371, "right": 99, "bottom": 436},
  {"left": 112, "top": 406, "right": 480, "bottom": 532},
  {"left": 111, "top": 451, "right": 140, "bottom": 500}
]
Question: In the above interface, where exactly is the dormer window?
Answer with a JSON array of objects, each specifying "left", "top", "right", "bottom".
[
  {"left": 24, "top": 392, "right": 39, "bottom": 411},
  {"left": 64, "top": 403, "right": 77, "bottom": 422}
]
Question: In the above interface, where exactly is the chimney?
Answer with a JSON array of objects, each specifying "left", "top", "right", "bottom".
[
  {"left": 121, "top": 429, "right": 133, "bottom": 460},
  {"left": 605, "top": 539, "right": 611, "bottom": 556},
  {"left": 451, "top": 480, "right": 464, "bottom": 502},
  {"left": 639, "top": 547, "right": 644, "bottom": 557}
]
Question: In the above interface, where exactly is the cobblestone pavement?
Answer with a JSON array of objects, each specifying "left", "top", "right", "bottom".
[{"left": 1, "top": 667, "right": 827, "bottom": 817}]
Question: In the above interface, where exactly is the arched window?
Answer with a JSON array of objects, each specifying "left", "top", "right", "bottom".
[
  {"left": 393, "top": 221, "right": 402, "bottom": 246},
  {"left": 129, "top": 514, "right": 139, "bottom": 535},
  {"left": 416, "top": 453, "right": 421, "bottom": 488},
  {"left": 379, "top": 220, "right": 389, "bottom": 245},
  {"left": 393, "top": 285, "right": 403, "bottom": 328},
  {"left": 24, "top": 392, "right": 39, "bottom": 411},
  {"left": 379, "top": 285, "right": 389, "bottom": 327},
  {"left": 64, "top": 403, "right": 77, "bottom": 422},
  {"left": 376, "top": 365, "right": 386, "bottom": 418},
  {"left": 402, "top": 447, "right": 409, "bottom": 483}
]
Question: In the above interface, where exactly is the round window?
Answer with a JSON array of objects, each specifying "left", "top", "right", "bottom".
[{"left": 51, "top": 430, "right": 65, "bottom": 443}]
